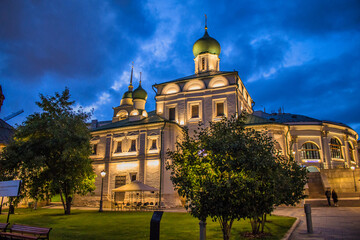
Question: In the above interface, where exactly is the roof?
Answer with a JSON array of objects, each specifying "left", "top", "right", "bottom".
[
  {"left": 133, "top": 85, "right": 148, "bottom": 100},
  {"left": 112, "top": 180, "right": 159, "bottom": 192},
  {"left": 193, "top": 30, "right": 221, "bottom": 57},
  {"left": 153, "top": 71, "right": 236, "bottom": 87},
  {"left": 91, "top": 111, "right": 166, "bottom": 132},
  {"left": 245, "top": 114, "right": 283, "bottom": 126},
  {"left": 253, "top": 111, "right": 351, "bottom": 128},
  {"left": 0, "top": 119, "right": 14, "bottom": 145}
]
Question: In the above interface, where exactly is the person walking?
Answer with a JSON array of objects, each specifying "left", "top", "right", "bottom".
[
  {"left": 325, "top": 188, "right": 331, "bottom": 206},
  {"left": 332, "top": 189, "right": 338, "bottom": 207}
]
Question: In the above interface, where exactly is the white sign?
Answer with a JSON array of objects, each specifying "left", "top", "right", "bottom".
[{"left": 0, "top": 180, "right": 21, "bottom": 197}]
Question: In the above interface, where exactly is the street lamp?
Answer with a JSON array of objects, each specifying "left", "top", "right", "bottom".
[
  {"left": 351, "top": 166, "right": 357, "bottom": 192},
  {"left": 99, "top": 170, "right": 106, "bottom": 212}
]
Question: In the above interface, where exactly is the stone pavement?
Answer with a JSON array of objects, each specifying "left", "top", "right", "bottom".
[{"left": 274, "top": 206, "right": 360, "bottom": 240}]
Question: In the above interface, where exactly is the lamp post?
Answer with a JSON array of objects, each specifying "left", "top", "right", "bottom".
[
  {"left": 99, "top": 170, "right": 106, "bottom": 212},
  {"left": 351, "top": 166, "right": 357, "bottom": 192}
]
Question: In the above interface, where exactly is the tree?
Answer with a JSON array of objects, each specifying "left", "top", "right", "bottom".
[
  {"left": 0, "top": 88, "right": 96, "bottom": 214},
  {"left": 167, "top": 113, "right": 307, "bottom": 239}
]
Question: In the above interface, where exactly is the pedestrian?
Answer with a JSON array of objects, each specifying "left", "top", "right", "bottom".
[
  {"left": 325, "top": 188, "right": 331, "bottom": 206},
  {"left": 332, "top": 189, "right": 338, "bottom": 207}
]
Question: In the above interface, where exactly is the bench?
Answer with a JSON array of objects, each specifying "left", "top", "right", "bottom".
[
  {"left": 0, "top": 224, "right": 52, "bottom": 240},
  {"left": 0, "top": 222, "right": 9, "bottom": 232}
]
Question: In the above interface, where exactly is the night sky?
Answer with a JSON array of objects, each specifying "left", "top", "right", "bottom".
[{"left": 1, "top": 0, "right": 359, "bottom": 136}]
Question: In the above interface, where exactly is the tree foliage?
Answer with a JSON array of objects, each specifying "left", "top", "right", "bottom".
[
  {"left": 0, "top": 88, "right": 96, "bottom": 214},
  {"left": 167, "top": 113, "right": 307, "bottom": 239}
]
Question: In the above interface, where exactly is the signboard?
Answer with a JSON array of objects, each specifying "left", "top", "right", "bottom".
[{"left": 0, "top": 180, "right": 21, "bottom": 197}]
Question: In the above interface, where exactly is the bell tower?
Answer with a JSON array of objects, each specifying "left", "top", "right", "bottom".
[{"left": 193, "top": 15, "right": 221, "bottom": 74}]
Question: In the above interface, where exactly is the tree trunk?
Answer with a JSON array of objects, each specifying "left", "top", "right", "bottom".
[
  {"left": 65, "top": 196, "right": 72, "bottom": 215},
  {"left": 250, "top": 217, "right": 261, "bottom": 234},
  {"left": 261, "top": 214, "right": 267, "bottom": 233},
  {"left": 220, "top": 219, "right": 233, "bottom": 240}
]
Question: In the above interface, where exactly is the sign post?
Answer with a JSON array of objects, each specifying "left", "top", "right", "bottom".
[
  {"left": 150, "top": 211, "right": 163, "bottom": 240},
  {"left": 0, "top": 180, "right": 21, "bottom": 223}
]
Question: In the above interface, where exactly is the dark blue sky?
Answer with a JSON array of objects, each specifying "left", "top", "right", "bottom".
[{"left": 1, "top": 0, "right": 359, "bottom": 136}]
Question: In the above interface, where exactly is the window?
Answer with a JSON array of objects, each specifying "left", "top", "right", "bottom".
[
  {"left": 216, "top": 102, "right": 224, "bottom": 117},
  {"left": 130, "top": 173, "right": 137, "bottom": 182},
  {"left": 274, "top": 141, "right": 282, "bottom": 154},
  {"left": 115, "top": 176, "right": 126, "bottom": 202},
  {"left": 130, "top": 140, "right": 136, "bottom": 152},
  {"left": 169, "top": 107, "right": 175, "bottom": 121},
  {"left": 92, "top": 144, "right": 97, "bottom": 155},
  {"left": 330, "top": 138, "right": 343, "bottom": 159},
  {"left": 301, "top": 142, "right": 320, "bottom": 159},
  {"left": 115, "top": 141, "right": 122, "bottom": 153},
  {"left": 150, "top": 139, "right": 157, "bottom": 150},
  {"left": 202, "top": 58, "right": 205, "bottom": 70},
  {"left": 348, "top": 142, "right": 355, "bottom": 162},
  {"left": 191, "top": 105, "right": 199, "bottom": 118}
]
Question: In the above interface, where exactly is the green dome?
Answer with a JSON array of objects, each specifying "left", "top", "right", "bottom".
[
  {"left": 133, "top": 85, "right": 148, "bottom": 100},
  {"left": 192, "top": 30, "right": 221, "bottom": 57},
  {"left": 122, "top": 90, "right": 132, "bottom": 99}
]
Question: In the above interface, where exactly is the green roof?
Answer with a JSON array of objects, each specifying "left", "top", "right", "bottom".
[
  {"left": 133, "top": 85, "right": 148, "bottom": 100},
  {"left": 122, "top": 90, "right": 132, "bottom": 99},
  {"left": 92, "top": 111, "right": 165, "bottom": 132},
  {"left": 245, "top": 114, "right": 284, "bottom": 126},
  {"left": 193, "top": 30, "right": 221, "bottom": 57}
]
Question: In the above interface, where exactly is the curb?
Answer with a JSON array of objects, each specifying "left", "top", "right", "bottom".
[{"left": 282, "top": 218, "right": 300, "bottom": 240}]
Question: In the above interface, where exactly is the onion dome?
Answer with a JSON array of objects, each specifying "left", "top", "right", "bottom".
[
  {"left": 133, "top": 84, "right": 147, "bottom": 100},
  {"left": 192, "top": 29, "right": 221, "bottom": 57},
  {"left": 122, "top": 90, "right": 132, "bottom": 99},
  {"left": 133, "top": 72, "right": 148, "bottom": 100}
]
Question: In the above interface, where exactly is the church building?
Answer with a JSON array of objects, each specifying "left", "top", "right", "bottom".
[{"left": 86, "top": 23, "right": 359, "bottom": 208}]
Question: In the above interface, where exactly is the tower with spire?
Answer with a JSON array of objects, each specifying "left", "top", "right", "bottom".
[
  {"left": 112, "top": 64, "right": 148, "bottom": 122},
  {"left": 192, "top": 15, "right": 221, "bottom": 74}
]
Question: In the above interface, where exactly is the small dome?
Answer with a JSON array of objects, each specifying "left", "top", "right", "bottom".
[
  {"left": 193, "top": 30, "right": 221, "bottom": 57},
  {"left": 122, "top": 90, "right": 132, "bottom": 99},
  {"left": 133, "top": 85, "right": 148, "bottom": 100}
]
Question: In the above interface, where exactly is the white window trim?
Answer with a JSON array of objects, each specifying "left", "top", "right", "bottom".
[
  {"left": 113, "top": 136, "right": 138, "bottom": 157},
  {"left": 147, "top": 135, "right": 160, "bottom": 154},
  {"left": 187, "top": 100, "right": 202, "bottom": 123},
  {"left": 165, "top": 103, "right": 178, "bottom": 123},
  {"left": 212, "top": 98, "right": 227, "bottom": 121}
]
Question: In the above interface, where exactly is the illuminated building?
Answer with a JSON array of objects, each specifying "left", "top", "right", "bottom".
[{"left": 86, "top": 22, "right": 359, "bottom": 207}]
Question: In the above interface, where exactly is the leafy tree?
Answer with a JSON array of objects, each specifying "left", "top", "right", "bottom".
[
  {"left": 167, "top": 113, "right": 307, "bottom": 239},
  {"left": 0, "top": 88, "right": 96, "bottom": 214}
]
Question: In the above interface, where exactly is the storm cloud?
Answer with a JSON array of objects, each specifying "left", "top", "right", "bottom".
[{"left": 1, "top": 0, "right": 359, "bottom": 134}]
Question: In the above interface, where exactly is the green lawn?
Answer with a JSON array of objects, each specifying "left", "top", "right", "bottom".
[{"left": 0, "top": 208, "right": 295, "bottom": 239}]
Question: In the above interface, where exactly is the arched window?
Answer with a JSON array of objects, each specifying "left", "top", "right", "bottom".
[
  {"left": 274, "top": 141, "right": 282, "bottom": 154},
  {"left": 330, "top": 138, "right": 343, "bottom": 159},
  {"left": 348, "top": 142, "right": 355, "bottom": 162},
  {"left": 301, "top": 142, "right": 320, "bottom": 160}
]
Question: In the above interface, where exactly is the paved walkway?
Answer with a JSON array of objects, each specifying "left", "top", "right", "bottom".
[{"left": 274, "top": 207, "right": 360, "bottom": 240}]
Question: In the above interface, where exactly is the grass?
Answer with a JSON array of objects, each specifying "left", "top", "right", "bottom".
[
  {"left": 50, "top": 194, "right": 62, "bottom": 202},
  {"left": 0, "top": 208, "right": 295, "bottom": 240}
]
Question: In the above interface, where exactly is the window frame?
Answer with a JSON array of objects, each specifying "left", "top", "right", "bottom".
[
  {"left": 330, "top": 138, "right": 343, "bottom": 159},
  {"left": 187, "top": 100, "right": 202, "bottom": 122},
  {"left": 212, "top": 98, "right": 227, "bottom": 121},
  {"left": 301, "top": 142, "right": 320, "bottom": 160},
  {"left": 129, "top": 139, "right": 137, "bottom": 152}
]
